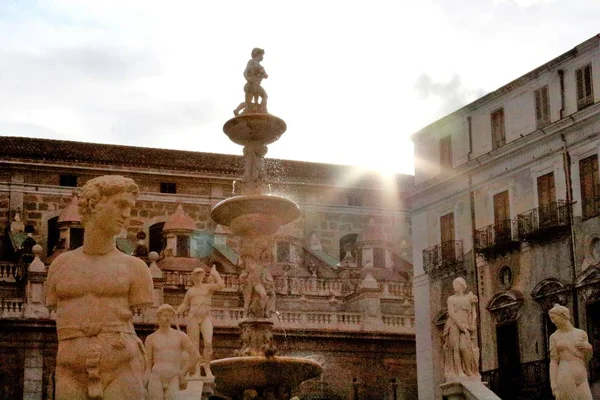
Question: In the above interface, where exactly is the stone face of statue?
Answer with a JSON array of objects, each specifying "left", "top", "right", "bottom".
[{"left": 92, "top": 192, "right": 136, "bottom": 235}]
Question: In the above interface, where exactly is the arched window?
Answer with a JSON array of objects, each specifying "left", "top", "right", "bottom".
[
  {"left": 149, "top": 222, "right": 165, "bottom": 254},
  {"left": 47, "top": 216, "right": 59, "bottom": 257},
  {"left": 339, "top": 233, "right": 358, "bottom": 261}
]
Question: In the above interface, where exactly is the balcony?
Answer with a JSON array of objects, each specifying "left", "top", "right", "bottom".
[
  {"left": 474, "top": 219, "right": 520, "bottom": 258},
  {"left": 517, "top": 200, "right": 571, "bottom": 242},
  {"left": 423, "top": 240, "right": 464, "bottom": 279}
]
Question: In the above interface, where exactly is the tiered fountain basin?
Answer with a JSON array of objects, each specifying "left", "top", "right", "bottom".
[
  {"left": 223, "top": 114, "right": 287, "bottom": 145},
  {"left": 211, "top": 194, "right": 300, "bottom": 236},
  {"left": 211, "top": 356, "right": 323, "bottom": 399}
]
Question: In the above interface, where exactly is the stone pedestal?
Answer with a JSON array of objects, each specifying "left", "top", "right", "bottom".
[
  {"left": 440, "top": 381, "right": 500, "bottom": 400},
  {"left": 24, "top": 245, "right": 49, "bottom": 319}
]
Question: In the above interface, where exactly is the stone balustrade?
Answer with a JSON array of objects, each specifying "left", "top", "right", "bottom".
[
  {"left": 1, "top": 297, "right": 25, "bottom": 318},
  {"left": 0, "top": 262, "right": 19, "bottom": 282}
]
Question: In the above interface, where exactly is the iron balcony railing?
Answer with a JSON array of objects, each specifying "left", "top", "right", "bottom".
[
  {"left": 474, "top": 219, "right": 519, "bottom": 255},
  {"left": 517, "top": 200, "right": 571, "bottom": 241},
  {"left": 423, "top": 240, "right": 464, "bottom": 279}
]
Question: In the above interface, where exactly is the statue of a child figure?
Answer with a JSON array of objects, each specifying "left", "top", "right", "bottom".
[{"left": 46, "top": 175, "right": 154, "bottom": 400}]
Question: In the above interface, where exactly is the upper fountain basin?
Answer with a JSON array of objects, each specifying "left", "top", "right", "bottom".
[
  {"left": 211, "top": 194, "right": 300, "bottom": 236},
  {"left": 223, "top": 114, "right": 287, "bottom": 146}
]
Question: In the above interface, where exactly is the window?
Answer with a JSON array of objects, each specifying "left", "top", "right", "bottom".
[
  {"left": 177, "top": 236, "right": 190, "bottom": 257},
  {"left": 576, "top": 64, "right": 594, "bottom": 110},
  {"left": 149, "top": 222, "right": 166, "bottom": 253},
  {"left": 276, "top": 241, "right": 290, "bottom": 263},
  {"left": 347, "top": 195, "right": 363, "bottom": 207},
  {"left": 537, "top": 172, "right": 556, "bottom": 224},
  {"left": 373, "top": 247, "right": 386, "bottom": 268},
  {"left": 440, "top": 136, "right": 452, "bottom": 169},
  {"left": 534, "top": 86, "right": 550, "bottom": 129},
  {"left": 440, "top": 212, "right": 455, "bottom": 262},
  {"left": 491, "top": 108, "right": 506, "bottom": 150},
  {"left": 494, "top": 191, "right": 511, "bottom": 241},
  {"left": 579, "top": 154, "right": 600, "bottom": 220},
  {"left": 160, "top": 182, "right": 177, "bottom": 194},
  {"left": 70, "top": 228, "right": 84, "bottom": 250},
  {"left": 59, "top": 175, "right": 78, "bottom": 187}
]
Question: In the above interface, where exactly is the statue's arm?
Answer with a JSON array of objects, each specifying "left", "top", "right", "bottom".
[
  {"left": 45, "top": 255, "right": 64, "bottom": 310},
  {"left": 129, "top": 258, "right": 154, "bottom": 308},
  {"left": 549, "top": 334, "right": 558, "bottom": 393},
  {"left": 209, "top": 267, "right": 226, "bottom": 291},
  {"left": 180, "top": 332, "right": 200, "bottom": 376},
  {"left": 446, "top": 296, "right": 465, "bottom": 331},
  {"left": 576, "top": 330, "right": 593, "bottom": 361},
  {"left": 144, "top": 335, "right": 154, "bottom": 384},
  {"left": 176, "top": 291, "right": 191, "bottom": 316}
]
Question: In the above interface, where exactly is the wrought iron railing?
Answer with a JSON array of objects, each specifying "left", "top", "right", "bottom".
[
  {"left": 423, "top": 240, "right": 464, "bottom": 279},
  {"left": 517, "top": 200, "right": 570, "bottom": 241},
  {"left": 482, "top": 359, "right": 551, "bottom": 400},
  {"left": 474, "top": 219, "right": 519, "bottom": 255}
]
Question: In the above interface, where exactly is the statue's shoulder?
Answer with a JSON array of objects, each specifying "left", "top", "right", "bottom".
[
  {"left": 48, "top": 247, "right": 82, "bottom": 269},
  {"left": 117, "top": 252, "right": 148, "bottom": 269}
]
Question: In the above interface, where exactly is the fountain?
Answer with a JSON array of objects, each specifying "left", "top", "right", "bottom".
[{"left": 210, "top": 48, "right": 323, "bottom": 399}]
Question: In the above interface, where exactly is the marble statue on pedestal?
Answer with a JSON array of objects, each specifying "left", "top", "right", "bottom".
[
  {"left": 145, "top": 304, "right": 200, "bottom": 400},
  {"left": 549, "top": 304, "right": 593, "bottom": 400},
  {"left": 176, "top": 266, "right": 225, "bottom": 379},
  {"left": 234, "top": 48, "right": 269, "bottom": 115},
  {"left": 443, "top": 277, "right": 480, "bottom": 382},
  {"left": 46, "top": 175, "right": 154, "bottom": 400}
]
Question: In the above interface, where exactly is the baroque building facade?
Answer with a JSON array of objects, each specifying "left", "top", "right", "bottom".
[
  {"left": 411, "top": 34, "right": 600, "bottom": 399},
  {"left": 0, "top": 136, "right": 416, "bottom": 399}
]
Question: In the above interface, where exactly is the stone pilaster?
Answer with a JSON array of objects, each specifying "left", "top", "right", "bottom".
[{"left": 23, "top": 348, "right": 43, "bottom": 400}]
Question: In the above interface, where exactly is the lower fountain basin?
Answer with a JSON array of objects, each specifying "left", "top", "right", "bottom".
[
  {"left": 211, "top": 195, "right": 300, "bottom": 236},
  {"left": 211, "top": 356, "right": 323, "bottom": 399}
]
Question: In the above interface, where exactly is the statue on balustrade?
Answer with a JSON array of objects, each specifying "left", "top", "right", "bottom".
[
  {"left": 145, "top": 304, "right": 200, "bottom": 400},
  {"left": 548, "top": 304, "right": 593, "bottom": 400},
  {"left": 443, "top": 277, "right": 480, "bottom": 382},
  {"left": 45, "top": 175, "right": 154, "bottom": 400},
  {"left": 239, "top": 236, "right": 276, "bottom": 319},
  {"left": 176, "top": 265, "right": 225, "bottom": 379}
]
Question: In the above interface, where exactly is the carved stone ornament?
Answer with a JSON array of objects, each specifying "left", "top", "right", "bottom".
[
  {"left": 531, "top": 278, "right": 570, "bottom": 312},
  {"left": 486, "top": 290, "right": 524, "bottom": 325},
  {"left": 575, "top": 265, "right": 600, "bottom": 303}
]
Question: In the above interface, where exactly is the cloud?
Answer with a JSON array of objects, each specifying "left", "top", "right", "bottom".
[{"left": 414, "top": 73, "right": 486, "bottom": 116}]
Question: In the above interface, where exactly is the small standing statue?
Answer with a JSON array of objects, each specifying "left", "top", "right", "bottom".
[
  {"left": 443, "top": 277, "right": 480, "bottom": 381},
  {"left": 176, "top": 266, "right": 225, "bottom": 379},
  {"left": 243, "top": 143, "right": 268, "bottom": 184},
  {"left": 46, "top": 175, "right": 153, "bottom": 400},
  {"left": 239, "top": 236, "right": 276, "bottom": 319},
  {"left": 234, "top": 48, "right": 269, "bottom": 116},
  {"left": 548, "top": 304, "right": 594, "bottom": 400},
  {"left": 145, "top": 304, "right": 200, "bottom": 400}
]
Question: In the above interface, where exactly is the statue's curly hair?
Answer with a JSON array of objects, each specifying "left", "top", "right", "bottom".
[
  {"left": 156, "top": 303, "right": 175, "bottom": 318},
  {"left": 78, "top": 175, "right": 139, "bottom": 225}
]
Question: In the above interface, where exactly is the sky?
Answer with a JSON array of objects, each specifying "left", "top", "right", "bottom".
[{"left": 0, "top": 0, "right": 599, "bottom": 175}]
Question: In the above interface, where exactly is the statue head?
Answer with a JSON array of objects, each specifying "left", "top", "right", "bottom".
[
  {"left": 191, "top": 267, "right": 207, "bottom": 283},
  {"left": 78, "top": 175, "right": 139, "bottom": 228},
  {"left": 549, "top": 303, "right": 570, "bottom": 324},
  {"left": 251, "top": 47, "right": 265, "bottom": 59},
  {"left": 156, "top": 303, "right": 175, "bottom": 327},
  {"left": 452, "top": 277, "right": 467, "bottom": 293}
]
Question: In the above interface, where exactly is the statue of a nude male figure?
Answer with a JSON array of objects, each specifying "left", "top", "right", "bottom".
[
  {"left": 46, "top": 175, "right": 153, "bottom": 400},
  {"left": 176, "top": 266, "right": 225, "bottom": 379},
  {"left": 145, "top": 304, "right": 200, "bottom": 400}
]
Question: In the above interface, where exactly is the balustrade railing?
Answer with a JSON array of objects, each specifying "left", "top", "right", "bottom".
[
  {"left": 517, "top": 200, "right": 570, "bottom": 241},
  {"left": 423, "top": 240, "right": 464, "bottom": 279},
  {"left": 475, "top": 219, "right": 520, "bottom": 256},
  {"left": 1, "top": 298, "right": 25, "bottom": 318},
  {"left": 0, "top": 262, "right": 20, "bottom": 282}
]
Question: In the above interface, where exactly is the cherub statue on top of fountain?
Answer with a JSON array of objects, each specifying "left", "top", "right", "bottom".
[{"left": 234, "top": 48, "right": 269, "bottom": 116}]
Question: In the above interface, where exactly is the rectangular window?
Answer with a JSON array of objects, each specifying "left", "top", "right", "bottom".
[
  {"left": 537, "top": 172, "right": 556, "bottom": 227},
  {"left": 494, "top": 190, "right": 511, "bottom": 241},
  {"left": 440, "top": 212, "right": 455, "bottom": 263},
  {"left": 440, "top": 135, "right": 452, "bottom": 170},
  {"left": 534, "top": 86, "right": 550, "bottom": 129},
  {"left": 276, "top": 241, "right": 290, "bottom": 263},
  {"left": 579, "top": 154, "right": 600, "bottom": 220},
  {"left": 160, "top": 182, "right": 177, "bottom": 194},
  {"left": 576, "top": 64, "right": 594, "bottom": 110},
  {"left": 373, "top": 247, "right": 386, "bottom": 268},
  {"left": 348, "top": 195, "right": 363, "bottom": 207},
  {"left": 491, "top": 108, "right": 506, "bottom": 150},
  {"left": 177, "top": 236, "right": 190, "bottom": 257},
  {"left": 59, "top": 174, "right": 78, "bottom": 187}
]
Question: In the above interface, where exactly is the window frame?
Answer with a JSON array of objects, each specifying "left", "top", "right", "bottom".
[{"left": 491, "top": 108, "right": 506, "bottom": 150}]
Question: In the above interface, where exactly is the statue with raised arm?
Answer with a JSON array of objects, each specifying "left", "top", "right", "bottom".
[
  {"left": 176, "top": 266, "right": 225, "bottom": 379},
  {"left": 145, "top": 304, "right": 200, "bottom": 400},
  {"left": 45, "top": 175, "right": 153, "bottom": 400},
  {"left": 443, "top": 277, "right": 480, "bottom": 382},
  {"left": 548, "top": 304, "right": 593, "bottom": 400},
  {"left": 234, "top": 48, "right": 269, "bottom": 116}
]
